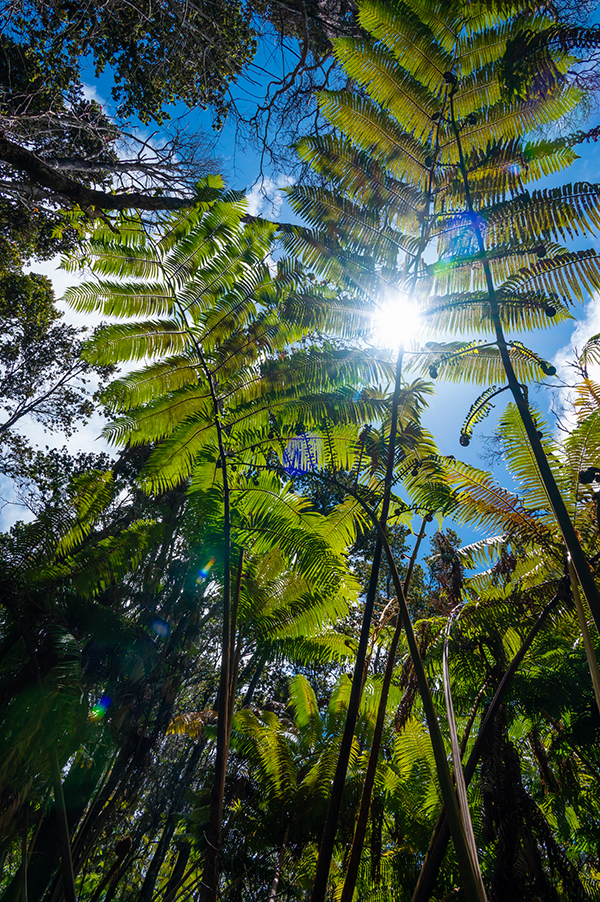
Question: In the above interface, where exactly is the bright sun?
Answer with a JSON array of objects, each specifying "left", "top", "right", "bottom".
[{"left": 372, "top": 294, "right": 421, "bottom": 349}]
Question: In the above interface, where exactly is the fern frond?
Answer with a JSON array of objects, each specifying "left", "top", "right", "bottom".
[
  {"left": 502, "top": 247, "right": 600, "bottom": 304},
  {"left": 317, "top": 92, "right": 429, "bottom": 188},
  {"left": 413, "top": 340, "right": 553, "bottom": 385},
  {"left": 332, "top": 39, "right": 439, "bottom": 140},
  {"left": 441, "top": 456, "right": 557, "bottom": 545},
  {"left": 84, "top": 321, "right": 189, "bottom": 364},
  {"left": 358, "top": 0, "right": 453, "bottom": 92},
  {"left": 483, "top": 183, "right": 600, "bottom": 247},
  {"left": 422, "top": 290, "right": 572, "bottom": 335},
  {"left": 460, "top": 384, "right": 510, "bottom": 443},
  {"left": 63, "top": 280, "right": 174, "bottom": 318},
  {"left": 167, "top": 710, "right": 217, "bottom": 739},
  {"left": 288, "top": 675, "right": 322, "bottom": 745},
  {"left": 54, "top": 471, "right": 115, "bottom": 557},
  {"left": 294, "top": 135, "right": 426, "bottom": 212},
  {"left": 288, "top": 187, "right": 419, "bottom": 258}
]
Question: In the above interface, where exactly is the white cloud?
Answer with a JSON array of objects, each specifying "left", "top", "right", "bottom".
[
  {"left": 0, "top": 258, "right": 114, "bottom": 531},
  {"left": 81, "top": 83, "right": 105, "bottom": 105},
  {"left": 27, "top": 256, "right": 78, "bottom": 296},
  {"left": 245, "top": 175, "right": 294, "bottom": 218},
  {"left": 26, "top": 256, "right": 100, "bottom": 328},
  {"left": 551, "top": 293, "right": 600, "bottom": 428}
]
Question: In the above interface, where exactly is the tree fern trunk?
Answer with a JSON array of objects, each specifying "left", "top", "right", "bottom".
[
  {"left": 242, "top": 648, "right": 268, "bottom": 707},
  {"left": 411, "top": 589, "right": 562, "bottom": 902},
  {"left": 442, "top": 617, "right": 488, "bottom": 899},
  {"left": 163, "top": 842, "right": 192, "bottom": 902},
  {"left": 15, "top": 618, "right": 77, "bottom": 902},
  {"left": 21, "top": 806, "right": 28, "bottom": 902},
  {"left": 48, "top": 752, "right": 77, "bottom": 902},
  {"left": 310, "top": 111, "right": 446, "bottom": 902},
  {"left": 199, "top": 538, "right": 243, "bottom": 902},
  {"left": 366, "top": 503, "right": 488, "bottom": 902},
  {"left": 138, "top": 744, "right": 201, "bottom": 902},
  {"left": 138, "top": 818, "right": 176, "bottom": 902},
  {"left": 198, "top": 356, "right": 233, "bottom": 902},
  {"left": 448, "top": 86, "right": 600, "bottom": 636},
  {"left": 340, "top": 516, "right": 428, "bottom": 902},
  {"left": 567, "top": 560, "right": 600, "bottom": 714},
  {"left": 268, "top": 826, "right": 289, "bottom": 902},
  {"left": 309, "top": 347, "right": 404, "bottom": 902}
]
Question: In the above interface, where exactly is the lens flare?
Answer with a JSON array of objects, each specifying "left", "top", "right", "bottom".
[
  {"left": 282, "top": 432, "right": 322, "bottom": 476},
  {"left": 197, "top": 557, "right": 216, "bottom": 582},
  {"left": 91, "top": 694, "right": 112, "bottom": 720},
  {"left": 151, "top": 618, "right": 170, "bottom": 638}
]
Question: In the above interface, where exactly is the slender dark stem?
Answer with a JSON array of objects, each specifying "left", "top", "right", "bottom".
[
  {"left": 49, "top": 753, "right": 78, "bottom": 902},
  {"left": 228, "top": 550, "right": 245, "bottom": 734},
  {"left": 21, "top": 805, "right": 28, "bottom": 902},
  {"left": 268, "top": 825, "right": 289, "bottom": 902},
  {"left": 449, "top": 88, "right": 600, "bottom": 635},
  {"left": 310, "top": 99, "right": 446, "bottom": 902},
  {"left": 567, "top": 559, "right": 600, "bottom": 713},
  {"left": 460, "top": 683, "right": 488, "bottom": 758},
  {"left": 364, "top": 501, "right": 487, "bottom": 901},
  {"left": 314, "top": 474, "right": 485, "bottom": 900},
  {"left": 198, "top": 353, "right": 232, "bottom": 902},
  {"left": 87, "top": 860, "right": 120, "bottom": 902},
  {"left": 242, "top": 648, "right": 268, "bottom": 708},
  {"left": 309, "top": 345, "right": 405, "bottom": 902},
  {"left": 163, "top": 843, "right": 192, "bottom": 902},
  {"left": 411, "top": 590, "right": 562, "bottom": 902},
  {"left": 442, "top": 614, "right": 485, "bottom": 894},
  {"left": 340, "top": 516, "right": 428, "bottom": 902}
]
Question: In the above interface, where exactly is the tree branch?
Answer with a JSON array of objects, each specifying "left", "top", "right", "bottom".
[{"left": 0, "top": 133, "right": 193, "bottom": 211}]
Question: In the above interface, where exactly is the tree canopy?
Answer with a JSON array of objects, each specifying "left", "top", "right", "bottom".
[{"left": 3, "top": 1, "right": 600, "bottom": 902}]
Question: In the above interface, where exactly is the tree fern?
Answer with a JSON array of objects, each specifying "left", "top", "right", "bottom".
[
  {"left": 286, "top": 0, "right": 600, "bottom": 678},
  {"left": 65, "top": 177, "right": 408, "bottom": 902}
]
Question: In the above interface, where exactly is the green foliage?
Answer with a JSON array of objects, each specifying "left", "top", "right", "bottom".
[
  {"left": 65, "top": 179, "right": 384, "bottom": 503},
  {"left": 287, "top": 0, "right": 600, "bottom": 402},
  {"left": 0, "top": 309, "right": 113, "bottom": 446},
  {"left": 2, "top": 1, "right": 255, "bottom": 126},
  {"left": 282, "top": 2, "right": 600, "bottom": 897},
  {"left": 3, "top": 2, "right": 600, "bottom": 901}
]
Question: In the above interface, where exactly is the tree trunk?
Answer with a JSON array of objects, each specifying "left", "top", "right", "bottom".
[
  {"left": 311, "top": 128, "right": 444, "bottom": 902},
  {"left": 411, "top": 589, "right": 562, "bottom": 902},
  {"left": 567, "top": 560, "right": 600, "bottom": 714},
  {"left": 197, "top": 359, "right": 234, "bottom": 902},
  {"left": 340, "top": 517, "right": 428, "bottom": 902},
  {"left": 0, "top": 134, "right": 191, "bottom": 212},
  {"left": 164, "top": 843, "right": 192, "bottom": 902},
  {"left": 368, "top": 504, "right": 488, "bottom": 902},
  {"left": 138, "top": 741, "right": 204, "bottom": 902},
  {"left": 198, "top": 540, "right": 243, "bottom": 902},
  {"left": 448, "top": 85, "right": 600, "bottom": 636},
  {"left": 309, "top": 347, "right": 404, "bottom": 902},
  {"left": 20, "top": 807, "right": 28, "bottom": 902},
  {"left": 9, "top": 619, "right": 77, "bottom": 902},
  {"left": 49, "top": 752, "right": 77, "bottom": 902},
  {"left": 268, "top": 827, "right": 289, "bottom": 902}
]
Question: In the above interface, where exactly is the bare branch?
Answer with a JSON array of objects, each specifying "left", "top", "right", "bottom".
[{"left": 0, "top": 132, "right": 195, "bottom": 211}]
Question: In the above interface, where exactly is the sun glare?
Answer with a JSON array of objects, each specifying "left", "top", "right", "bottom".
[{"left": 373, "top": 294, "right": 421, "bottom": 349}]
